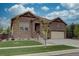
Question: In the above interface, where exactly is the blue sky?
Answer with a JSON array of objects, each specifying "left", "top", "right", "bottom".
[{"left": 0, "top": 3, "right": 79, "bottom": 28}]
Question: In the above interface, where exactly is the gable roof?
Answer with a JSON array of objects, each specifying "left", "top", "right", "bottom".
[
  {"left": 11, "top": 11, "right": 38, "bottom": 20},
  {"left": 11, "top": 11, "right": 37, "bottom": 28},
  {"left": 11, "top": 11, "right": 49, "bottom": 29},
  {"left": 11, "top": 11, "right": 49, "bottom": 23},
  {"left": 49, "top": 17, "right": 67, "bottom": 25},
  {"left": 19, "top": 11, "right": 38, "bottom": 18}
]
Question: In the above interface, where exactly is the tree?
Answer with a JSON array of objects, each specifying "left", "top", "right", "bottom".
[
  {"left": 3, "top": 27, "right": 10, "bottom": 34},
  {"left": 70, "top": 23, "right": 75, "bottom": 38},
  {"left": 74, "top": 24, "right": 79, "bottom": 39},
  {"left": 0, "top": 27, "right": 3, "bottom": 33},
  {"left": 66, "top": 23, "right": 75, "bottom": 38},
  {"left": 6, "top": 27, "right": 10, "bottom": 34},
  {"left": 66, "top": 25, "right": 71, "bottom": 38},
  {"left": 40, "top": 19, "right": 49, "bottom": 48},
  {"left": 0, "top": 18, "right": 3, "bottom": 33}
]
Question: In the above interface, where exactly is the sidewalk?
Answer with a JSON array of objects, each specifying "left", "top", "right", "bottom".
[
  {"left": 0, "top": 44, "right": 58, "bottom": 49},
  {"left": 16, "top": 49, "right": 79, "bottom": 56}
]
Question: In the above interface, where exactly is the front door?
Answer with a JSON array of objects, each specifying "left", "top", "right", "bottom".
[{"left": 35, "top": 23, "right": 40, "bottom": 33}]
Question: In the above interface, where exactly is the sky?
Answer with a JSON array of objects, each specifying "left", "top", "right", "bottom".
[{"left": 0, "top": 3, "right": 79, "bottom": 28}]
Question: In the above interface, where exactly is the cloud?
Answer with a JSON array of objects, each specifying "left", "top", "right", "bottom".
[
  {"left": 56, "top": 6, "right": 60, "bottom": 10},
  {"left": 8, "top": 4, "right": 26, "bottom": 16},
  {"left": 41, "top": 6, "right": 49, "bottom": 11},
  {"left": 4, "top": 8, "right": 8, "bottom": 12},
  {"left": 25, "top": 7, "right": 36, "bottom": 14},
  {"left": 8, "top": 4, "right": 36, "bottom": 17},
  {"left": 44, "top": 3, "right": 79, "bottom": 24},
  {"left": 61, "top": 3, "right": 79, "bottom": 10},
  {"left": 0, "top": 17, "right": 10, "bottom": 29},
  {"left": 59, "top": 3, "right": 79, "bottom": 24},
  {"left": 45, "top": 9, "right": 79, "bottom": 24},
  {"left": 45, "top": 10, "right": 69, "bottom": 19}
]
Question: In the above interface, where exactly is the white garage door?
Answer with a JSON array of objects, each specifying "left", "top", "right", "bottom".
[{"left": 51, "top": 31, "right": 64, "bottom": 39}]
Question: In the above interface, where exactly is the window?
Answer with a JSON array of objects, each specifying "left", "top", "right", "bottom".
[
  {"left": 20, "top": 27, "right": 28, "bottom": 31},
  {"left": 20, "top": 27, "right": 24, "bottom": 31},
  {"left": 25, "top": 27, "right": 28, "bottom": 31},
  {"left": 19, "top": 22, "right": 29, "bottom": 31}
]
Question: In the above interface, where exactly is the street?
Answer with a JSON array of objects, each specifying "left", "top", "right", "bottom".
[{"left": 56, "top": 52, "right": 79, "bottom": 56}]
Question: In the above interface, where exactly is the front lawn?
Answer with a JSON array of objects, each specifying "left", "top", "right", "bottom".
[
  {"left": 0, "top": 40, "right": 42, "bottom": 47},
  {"left": 0, "top": 45, "right": 76, "bottom": 56}
]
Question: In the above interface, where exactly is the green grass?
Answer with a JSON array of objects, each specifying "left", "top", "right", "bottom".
[
  {"left": 0, "top": 40, "right": 42, "bottom": 47},
  {"left": 0, "top": 45, "right": 76, "bottom": 56}
]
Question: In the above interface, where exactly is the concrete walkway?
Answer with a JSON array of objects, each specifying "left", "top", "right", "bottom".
[
  {"left": 16, "top": 49, "right": 79, "bottom": 56},
  {"left": 0, "top": 44, "right": 59, "bottom": 49}
]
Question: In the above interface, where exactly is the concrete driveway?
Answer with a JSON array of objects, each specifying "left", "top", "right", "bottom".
[
  {"left": 57, "top": 52, "right": 79, "bottom": 56},
  {"left": 39, "top": 39, "right": 79, "bottom": 47}
]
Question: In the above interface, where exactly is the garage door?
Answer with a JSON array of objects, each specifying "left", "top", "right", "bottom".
[{"left": 51, "top": 31, "right": 64, "bottom": 39}]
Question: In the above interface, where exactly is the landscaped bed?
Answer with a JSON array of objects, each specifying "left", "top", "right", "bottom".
[
  {"left": 0, "top": 45, "right": 76, "bottom": 56},
  {"left": 0, "top": 40, "right": 42, "bottom": 47}
]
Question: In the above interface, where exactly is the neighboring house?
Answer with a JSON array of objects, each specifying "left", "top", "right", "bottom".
[{"left": 11, "top": 11, "right": 67, "bottom": 40}]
